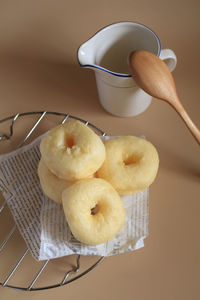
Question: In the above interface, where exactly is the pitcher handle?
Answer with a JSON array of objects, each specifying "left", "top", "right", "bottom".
[{"left": 160, "top": 49, "right": 177, "bottom": 72}]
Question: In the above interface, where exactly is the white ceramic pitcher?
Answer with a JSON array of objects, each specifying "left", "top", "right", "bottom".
[{"left": 77, "top": 22, "right": 177, "bottom": 117}]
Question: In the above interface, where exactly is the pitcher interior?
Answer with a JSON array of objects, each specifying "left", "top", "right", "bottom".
[{"left": 94, "top": 22, "right": 160, "bottom": 74}]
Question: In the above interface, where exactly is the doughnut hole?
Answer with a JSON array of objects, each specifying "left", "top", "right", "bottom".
[
  {"left": 123, "top": 152, "right": 143, "bottom": 166},
  {"left": 65, "top": 135, "right": 75, "bottom": 149},
  {"left": 91, "top": 203, "right": 100, "bottom": 215},
  {"left": 90, "top": 199, "right": 109, "bottom": 217}
]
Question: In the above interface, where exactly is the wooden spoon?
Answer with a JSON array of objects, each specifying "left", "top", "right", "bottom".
[{"left": 129, "top": 50, "right": 200, "bottom": 144}]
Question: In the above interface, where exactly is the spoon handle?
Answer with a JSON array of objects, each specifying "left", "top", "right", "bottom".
[{"left": 170, "top": 97, "right": 200, "bottom": 144}]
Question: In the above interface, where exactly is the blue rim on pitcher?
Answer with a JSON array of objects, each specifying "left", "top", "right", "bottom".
[{"left": 77, "top": 21, "right": 161, "bottom": 78}]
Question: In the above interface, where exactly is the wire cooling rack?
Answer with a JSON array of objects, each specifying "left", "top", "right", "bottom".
[{"left": 0, "top": 111, "right": 105, "bottom": 291}]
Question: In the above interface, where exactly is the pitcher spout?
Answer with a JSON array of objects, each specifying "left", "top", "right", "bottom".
[{"left": 77, "top": 38, "right": 97, "bottom": 69}]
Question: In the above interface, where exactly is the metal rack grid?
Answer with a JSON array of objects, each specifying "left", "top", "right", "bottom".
[{"left": 0, "top": 111, "right": 105, "bottom": 291}]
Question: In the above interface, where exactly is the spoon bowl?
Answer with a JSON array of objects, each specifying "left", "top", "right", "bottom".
[{"left": 129, "top": 50, "right": 200, "bottom": 144}]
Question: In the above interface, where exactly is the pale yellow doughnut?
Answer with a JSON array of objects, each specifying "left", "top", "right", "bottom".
[
  {"left": 62, "top": 178, "right": 126, "bottom": 245},
  {"left": 97, "top": 136, "right": 159, "bottom": 195},
  {"left": 38, "top": 159, "right": 73, "bottom": 204},
  {"left": 40, "top": 120, "right": 105, "bottom": 180}
]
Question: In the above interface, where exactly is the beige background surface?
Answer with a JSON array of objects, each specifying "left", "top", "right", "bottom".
[{"left": 0, "top": 0, "right": 200, "bottom": 299}]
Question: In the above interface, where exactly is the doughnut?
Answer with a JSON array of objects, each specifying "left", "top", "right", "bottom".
[
  {"left": 40, "top": 120, "right": 105, "bottom": 180},
  {"left": 62, "top": 178, "right": 126, "bottom": 245},
  {"left": 38, "top": 159, "right": 73, "bottom": 204},
  {"left": 97, "top": 136, "right": 159, "bottom": 195}
]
